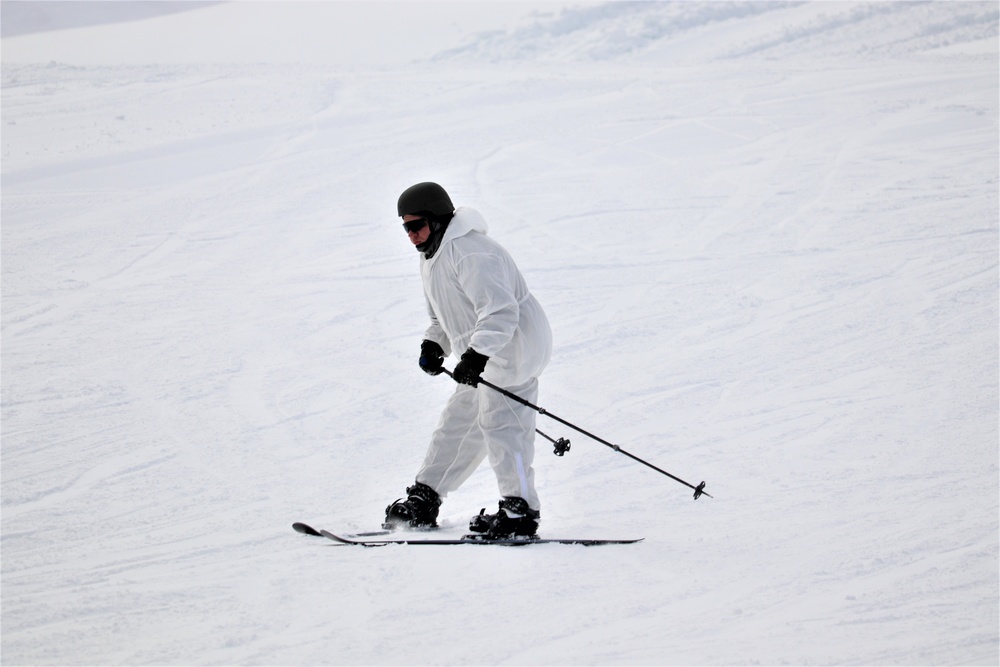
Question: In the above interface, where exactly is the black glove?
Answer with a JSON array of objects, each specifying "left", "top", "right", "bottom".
[
  {"left": 453, "top": 348, "right": 489, "bottom": 386},
  {"left": 419, "top": 340, "right": 445, "bottom": 375}
]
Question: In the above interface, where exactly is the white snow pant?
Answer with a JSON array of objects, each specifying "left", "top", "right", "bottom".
[{"left": 416, "top": 377, "right": 540, "bottom": 511}]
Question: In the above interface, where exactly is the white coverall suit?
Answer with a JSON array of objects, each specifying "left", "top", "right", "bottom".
[{"left": 416, "top": 207, "right": 552, "bottom": 511}]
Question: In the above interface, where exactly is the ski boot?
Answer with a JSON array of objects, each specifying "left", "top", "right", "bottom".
[
  {"left": 468, "top": 497, "right": 540, "bottom": 539},
  {"left": 383, "top": 482, "right": 441, "bottom": 530}
]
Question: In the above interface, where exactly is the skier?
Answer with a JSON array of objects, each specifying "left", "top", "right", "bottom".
[{"left": 384, "top": 182, "right": 552, "bottom": 538}]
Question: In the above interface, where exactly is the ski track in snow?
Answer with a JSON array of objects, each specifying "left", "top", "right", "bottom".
[{"left": 2, "top": 2, "right": 998, "bottom": 665}]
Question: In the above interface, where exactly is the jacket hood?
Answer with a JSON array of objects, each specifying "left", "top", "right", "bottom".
[{"left": 423, "top": 206, "right": 487, "bottom": 266}]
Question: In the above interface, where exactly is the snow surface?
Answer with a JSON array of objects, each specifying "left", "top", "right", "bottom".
[{"left": 2, "top": 1, "right": 998, "bottom": 665}]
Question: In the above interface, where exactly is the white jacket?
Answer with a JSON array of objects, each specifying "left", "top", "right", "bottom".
[{"left": 421, "top": 207, "right": 552, "bottom": 386}]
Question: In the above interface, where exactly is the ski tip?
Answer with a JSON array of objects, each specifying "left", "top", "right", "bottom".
[{"left": 292, "top": 522, "right": 323, "bottom": 537}]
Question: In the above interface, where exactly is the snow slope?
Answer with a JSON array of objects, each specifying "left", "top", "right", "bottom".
[{"left": 2, "top": 2, "right": 997, "bottom": 665}]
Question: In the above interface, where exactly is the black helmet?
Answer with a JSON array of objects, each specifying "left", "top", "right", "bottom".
[{"left": 397, "top": 182, "right": 454, "bottom": 218}]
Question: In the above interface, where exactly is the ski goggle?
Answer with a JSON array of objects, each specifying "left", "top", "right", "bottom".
[{"left": 402, "top": 218, "right": 428, "bottom": 234}]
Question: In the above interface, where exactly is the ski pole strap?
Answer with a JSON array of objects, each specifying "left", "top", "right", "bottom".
[{"left": 440, "top": 368, "right": 710, "bottom": 499}]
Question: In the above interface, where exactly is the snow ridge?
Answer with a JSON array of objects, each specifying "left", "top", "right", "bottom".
[{"left": 436, "top": 1, "right": 999, "bottom": 62}]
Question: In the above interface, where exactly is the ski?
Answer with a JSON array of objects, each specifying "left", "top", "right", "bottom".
[
  {"left": 292, "top": 522, "right": 437, "bottom": 539},
  {"left": 294, "top": 523, "right": 642, "bottom": 546},
  {"left": 318, "top": 529, "right": 642, "bottom": 547},
  {"left": 293, "top": 522, "right": 395, "bottom": 539}
]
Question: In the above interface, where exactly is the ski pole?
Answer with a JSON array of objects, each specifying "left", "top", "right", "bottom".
[{"left": 442, "top": 369, "right": 711, "bottom": 499}]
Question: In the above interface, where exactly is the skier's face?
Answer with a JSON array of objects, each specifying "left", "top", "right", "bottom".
[{"left": 402, "top": 215, "right": 432, "bottom": 246}]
